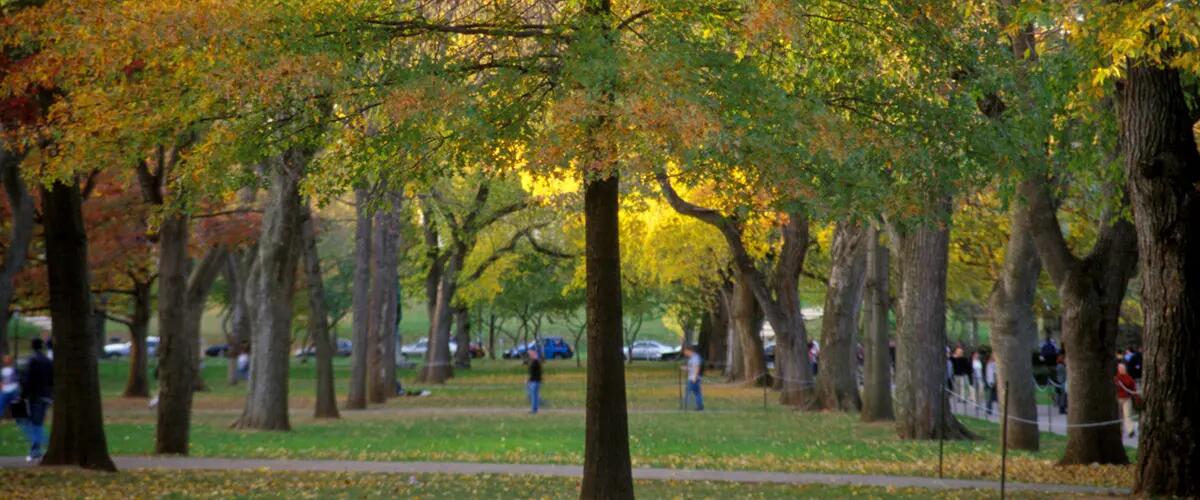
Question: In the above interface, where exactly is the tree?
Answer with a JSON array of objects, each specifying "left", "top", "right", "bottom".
[
  {"left": 815, "top": 222, "right": 869, "bottom": 411},
  {"left": 860, "top": 225, "right": 893, "bottom": 422},
  {"left": 301, "top": 204, "right": 339, "bottom": 419},
  {"left": 39, "top": 180, "right": 115, "bottom": 471},
  {"left": 346, "top": 186, "right": 372, "bottom": 409},
  {"left": 0, "top": 137, "right": 33, "bottom": 359}
]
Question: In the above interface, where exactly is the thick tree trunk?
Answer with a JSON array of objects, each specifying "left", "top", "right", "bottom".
[
  {"left": 346, "top": 187, "right": 372, "bottom": 409},
  {"left": 368, "top": 200, "right": 400, "bottom": 401},
  {"left": 579, "top": 172, "right": 634, "bottom": 499},
  {"left": 894, "top": 205, "right": 973, "bottom": 440},
  {"left": 0, "top": 141, "right": 33, "bottom": 359},
  {"left": 1021, "top": 178, "right": 1136, "bottom": 464},
  {"left": 1121, "top": 63, "right": 1200, "bottom": 494},
  {"left": 302, "top": 206, "right": 339, "bottom": 419},
  {"left": 91, "top": 294, "right": 108, "bottom": 358},
  {"left": 154, "top": 213, "right": 194, "bottom": 454},
  {"left": 453, "top": 307, "right": 471, "bottom": 369},
  {"left": 731, "top": 274, "right": 768, "bottom": 386},
  {"left": 988, "top": 200, "right": 1042, "bottom": 451},
  {"left": 722, "top": 286, "right": 743, "bottom": 381},
  {"left": 419, "top": 256, "right": 458, "bottom": 384},
  {"left": 233, "top": 151, "right": 308, "bottom": 431},
  {"left": 123, "top": 280, "right": 153, "bottom": 398},
  {"left": 860, "top": 226, "right": 893, "bottom": 422},
  {"left": 39, "top": 180, "right": 115, "bottom": 471},
  {"left": 816, "top": 222, "right": 869, "bottom": 411},
  {"left": 704, "top": 288, "right": 729, "bottom": 374},
  {"left": 183, "top": 249, "right": 224, "bottom": 394}
]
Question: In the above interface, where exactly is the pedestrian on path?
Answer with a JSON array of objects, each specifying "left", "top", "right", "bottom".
[
  {"left": 683, "top": 345, "right": 704, "bottom": 411},
  {"left": 983, "top": 353, "right": 997, "bottom": 415},
  {"left": 1115, "top": 362, "right": 1138, "bottom": 438},
  {"left": 970, "top": 351, "right": 984, "bottom": 404},
  {"left": 19, "top": 338, "right": 53, "bottom": 462},
  {"left": 526, "top": 348, "right": 542, "bottom": 414},
  {"left": 950, "top": 347, "right": 972, "bottom": 407},
  {"left": 1055, "top": 353, "right": 1068, "bottom": 414},
  {"left": 1, "top": 355, "right": 18, "bottom": 416}
]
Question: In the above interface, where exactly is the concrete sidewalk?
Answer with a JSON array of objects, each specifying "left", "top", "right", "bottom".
[
  {"left": 949, "top": 397, "right": 1138, "bottom": 448},
  {"left": 0, "top": 456, "right": 1128, "bottom": 495}
]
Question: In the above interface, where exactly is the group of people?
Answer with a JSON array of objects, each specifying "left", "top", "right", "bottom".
[
  {"left": 523, "top": 344, "right": 706, "bottom": 414},
  {"left": 1, "top": 338, "right": 54, "bottom": 462},
  {"left": 947, "top": 346, "right": 998, "bottom": 414},
  {"left": 1115, "top": 346, "right": 1143, "bottom": 438}
]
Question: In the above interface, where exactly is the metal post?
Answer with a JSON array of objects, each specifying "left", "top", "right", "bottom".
[
  {"left": 762, "top": 373, "right": 768, "bottom": 410},
  {"left": 938, "top": 390, "right": 946, "bottom": 479},
  {"left": 1001, "top": 381, "right": 1010, "bottom": 500}
]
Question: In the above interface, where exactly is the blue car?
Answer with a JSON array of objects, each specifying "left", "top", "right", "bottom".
[{"left": 505, "top": 337, "right": 574, "bottom": 360}]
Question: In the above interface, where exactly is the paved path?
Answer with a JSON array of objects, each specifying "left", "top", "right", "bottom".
[
  {"left": 0, "top": 456, "right": 1127, "bottom": 495},
  {"left": 948, "top": 398, "right": 1138, "bottom": 448}
]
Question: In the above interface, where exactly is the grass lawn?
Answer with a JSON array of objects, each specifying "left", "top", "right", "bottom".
[
  {"left": 0, "top": 359, "right": 1133, "bottom": 493},
  {"left": 0, "top": 468, "right": 1076, "bottom": 499}
]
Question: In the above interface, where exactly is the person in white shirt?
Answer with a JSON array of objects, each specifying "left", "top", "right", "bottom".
[
  {"left": 683, "top": 345, "right": 704, "bottom": 411},
  {"left": 0, "top": 355, "right": 18, "bottom": 417},
  {"left": 971, "top": 351, "right": 984, "bottom": 404},
  {"left": 984, "top": 353, "right": 998, "bottom": 415}
]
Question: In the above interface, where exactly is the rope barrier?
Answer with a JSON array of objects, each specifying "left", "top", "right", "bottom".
[{"left": 944, "top": 389, "right": 1122, "bottom": 428}]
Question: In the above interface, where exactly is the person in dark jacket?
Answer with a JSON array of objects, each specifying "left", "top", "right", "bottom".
[
  {"left": 527, "top": 348, "right": 543, "bottom": 414},
  {"left": 19, "top": 338, "right": 53, "bottom": 461}
]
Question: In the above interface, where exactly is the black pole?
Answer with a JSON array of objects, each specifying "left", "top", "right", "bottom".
[
  {"left": 1001, "top": 380, "right": 1010, "bottom": 500},
  {"left": 678, "top": 361, "right": 683, "bottom": 411},
  {"left": 938, "top": 389, "right": 945, "bottom": 479},
  {"left": 762, "top": 372, "right": 767, "bottom": 410}
]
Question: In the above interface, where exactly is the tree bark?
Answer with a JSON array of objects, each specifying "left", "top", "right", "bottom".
[
  {"left": 816, "top": 222, "right": 869, "bottom": 411},
  {"left": 222, "top": 250, "right": 255, "bottom": 386},
  {"left": 893, "top": 202, "right": 973, "bottom": 440},
  {"left": 39, "top": 180, "right": 115, "bottom": 471},
  {"left": 0, "top": 139, "right": 33, "bottom": 359},
  {"left": 233, "top": 150, "right": 308, "bottom": 431},
  {"left": 346, "top": 187, "right": 372, "bottom": 409},
  {"left": 860, "top": 225, "right": 893, "bottom": 422},
  {"left": 368, "top": 198, "right": 400, "bottom": 400},
  {"left": 987, "top": 198, "right": 1042, "bottom": 451},
  {"left": 154, "top": 213, "right": 194, "bottom": 454},
  {"left": 419, "top": 255, "right": 458, "bottom": 383},
  {"left": 301, "top": 206, "right": 339, "bottom": 419},
  {"left": 580, "top": 172, "right": 634, "bottom": 499},
  {"left": 1119, "top": 62, "right": 1200, "bottom": 496},
  {"left": 731, "top": 274, "right": 768, "bottom": 386},
  {"left": 122, "top": 280, "right": 153, "bottom": 398},
  {"left": 183, "top": 249, "right": 224, "bottom": 393},
  {"left": 453, "top": 307, "right": 471, "bottom": 368},
  {"left": 722, "top": 285, "right": 743, "bottom": 381},
  {"left": 1021, "top": 178, "right": 1136, "bottom": 464}
]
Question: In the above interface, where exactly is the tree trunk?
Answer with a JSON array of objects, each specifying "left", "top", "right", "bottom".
[
  {"left": 419, "top": 255, "right": 458, "bottom": 383},
  {"left": 184, "top": 249, "right": 224, "bottom": 394},
  {"left": 233, "top": 150, "right": 308, "bottom": 431},
  {"left": 123, "top": 280, "right": 153, "bottom": 398},
  {"left": 488, "top": 313, "right": 497, "bottom": 360},
  {"left": 703, "top": 288, "right": 729, "bottom": 374},
  {"left": 1122, "top": 63, "right": 1200, "bottom": 495},
  {"left": 154, "top": 213, "right": 195, "bottom": 454},
  {"left": 222, "top": 250, "right": 254, "bottom": 386},
  {"left": 368, "top": 199, "right": 400, "bottom": 401},
  {"left": 894, "top": 204, "right": 973, "bottom": 440},
  {"left": 302, "top": 206, "right": 339, "bottom": 419},
  {"left": 453, "top": 307, "right": 471, "bottom": 369},
  {"left": 731, "top": 274, "right": 768, "bottom": 386},
  {"left": 346, "top": 187, "right": 372, "bottom": 409},
  {"left": 860, "top": 225, "right": 893, "bottom": 422},
  {"left": 0, "top": 141, "right": 33, "bottom": 360},
  {"left": 816, "top": 222, "right": 869, "bottom": 411},
  {"left": 91, "top": 294, "right": 108, "bottom": 358},
  {"left": 723, "top": 286, "right": 743, "bottom": 381},
  {"left": 579, "top": 172, "right": 634, "bottom": 499},
  {"left": 988, "top": 199, "right": 1042, "bottom": 451},
  {"left": 39, "top": 180, "right": 115, "bottom": 471},
  {"left": 1021, "top": 178, "right": 1136, "bottom": 464}
]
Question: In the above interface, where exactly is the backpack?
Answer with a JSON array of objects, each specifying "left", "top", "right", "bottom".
[{"left": 1129, "top": 352, "right": 1144, "bottom": 379}]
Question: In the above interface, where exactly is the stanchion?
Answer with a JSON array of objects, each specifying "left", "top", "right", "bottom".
[
  {"left": 762, "top": 373, "right": 768, "bottom": 411},
  {"left": 1001, "top": 381, "right": 1010, "bottom": 500},
  {"left": 938, "top": 390, "right": 945, "bottom": 479}
]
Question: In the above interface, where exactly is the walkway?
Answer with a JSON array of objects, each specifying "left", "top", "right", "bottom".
[
  {"left": 0, "top": 456, "right": 1128, "bottom": 495},
  {"left": 948, "top": 397, "right": 1138, "bottom": 448}
]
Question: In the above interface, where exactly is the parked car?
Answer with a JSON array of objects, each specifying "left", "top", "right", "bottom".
[
  {"left": 622, "top": 340, "right": 680, "bottom": 361},
  {"left": 503, "top": 337, "right": 574, "bottom": 360},
  {"left": 103, "top": 336, "right": 159, "bottom": 358},
  {"left": 764, "top": 342, "right": 775, "bottom": 363},
  {"left": 205, "top": 344, "right": 230, "bottom": 358},
  {"left": 294, "top": 339, "right": 354, "bottom": 358},
  {"left": 400, "top": 338, "right": 457, "bottom": 358}
]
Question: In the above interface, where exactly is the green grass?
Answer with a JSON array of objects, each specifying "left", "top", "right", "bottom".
[
  {"left": 0, "top": 468, "right": 1064, "bottom": 499},
  {"left": 0, "top": 359, "right": 1133, "bottom": 489}
]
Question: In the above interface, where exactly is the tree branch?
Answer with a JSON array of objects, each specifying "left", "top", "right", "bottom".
[{"left": 1018, "top": 177, "right": 1077, "bottom": 289}]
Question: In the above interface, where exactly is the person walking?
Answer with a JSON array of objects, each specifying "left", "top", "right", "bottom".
[
  {"left": 983, "top": 353, "right": 997, "bottom": 415},
  {"left": 1, "top": 355, "right": 19, "bottom": 418},
  {"left": 683, "top": 345, "right": 704, "bottom": 411},
  {"left": 970, "top": 351, "right": 984, "bottom": 404},
  {"left": 950, "top": 347, "right": 971, "bottom": 410},
  {"left": 1055, "top": 353, "right": 1068, "bottom": 414},
  {"left": 526, "top": 348, "right": 542, "bottom": 414},
  {"left": 19, "top": 338, "right": 53, "bottom": 461},
  {"left": 1115, "top": 362, "right": 1139, "bottom": 438}
]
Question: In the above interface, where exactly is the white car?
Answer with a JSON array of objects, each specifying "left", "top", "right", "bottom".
[
  {"left": 103, "top": 336, "right": 159, "bottom": 358},
  {"left": 623, "top": 340, "right": 680, "bottom": 361},
  {"left": 400, "top": 338, "right": 457, "bottom": 358}
]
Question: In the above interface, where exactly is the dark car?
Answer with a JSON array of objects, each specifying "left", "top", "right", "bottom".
[
  {"left": 764, "top": 343, "right": 775, "bottom": 363},
  {"left": 205, "top": 344, "right": 230, "bottom": 358},
  {"left": 296, "top": 339, "right": 354, "bottom": 358}
]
